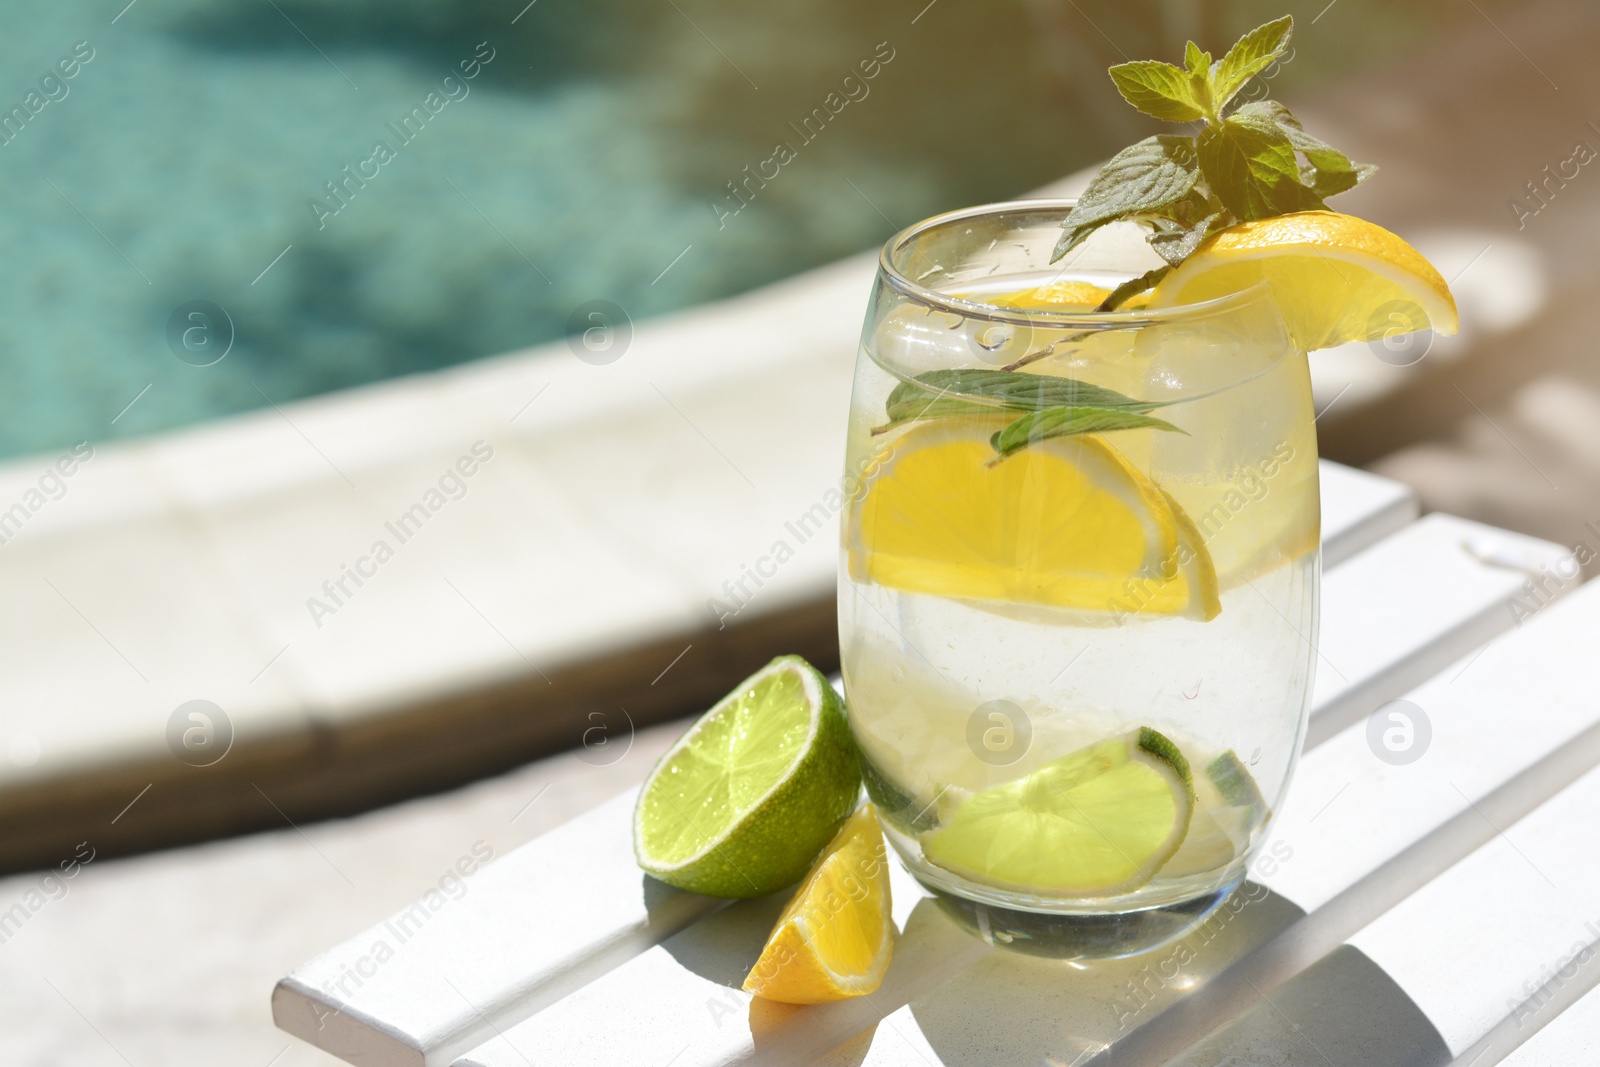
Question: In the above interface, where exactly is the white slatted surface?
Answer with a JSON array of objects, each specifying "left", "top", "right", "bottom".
[
  {"left": 800, "top": 572, "right": 1600, "bottom": 1067},
  {"left": 453, "top": 528, "right": 1576, "bottom": 1067},
  {"left": 1500, "top": 982, "right": 1600, "bottom": 1064},
  {"left": 274, "top": 461, "right": 1414, "bottom": 1064},
  {"left": 1163, "top": 602, "right": 1600, "bottom": 1065},
  {"left": 1316, "top": 457, "right": 1417, "bottom": 567},
  {"left": 272, "top": 462, "right": 1596, "bottom": 1067},
  {"left": 1262, "top": 580, "right": 1596, "bottom": 916},
  {"left": 271, "top": 793, "right": 719, "bottom": 1067},
  {"left": 1307, "top": 512, "right": 1568, "bottom": 745},
  {"left": 1349, "top": 760, "right": 1600, "bottom": 1057}
]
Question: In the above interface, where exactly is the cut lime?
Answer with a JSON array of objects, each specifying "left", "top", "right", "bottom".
[
  {"left": 923, "top": 727, "right": 1195, "bottom": 896},
  {"left": 1159, "top": 749, "right": 1272, "bottom": 879},
  {"left": 1207, "top": 749, "right": 1269, "bottom": 820},
  {"left": 634, "top": 656, "right": 861, "bottom": 898}
]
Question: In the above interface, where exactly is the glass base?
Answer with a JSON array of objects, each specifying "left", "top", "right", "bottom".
[{"left": 920, "top": 875, "right": 1243, "bottom": 960}]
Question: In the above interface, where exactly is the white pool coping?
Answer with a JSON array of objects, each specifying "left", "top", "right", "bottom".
[
  {"left": 0, "top": 165, "right": 1416, "bottom": 870},
  {"left": 0, "top": 196, "right": 911, "bottom": 867}
]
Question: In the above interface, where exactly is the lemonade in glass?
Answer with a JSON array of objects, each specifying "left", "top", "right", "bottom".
[{"left": 838, "top": 200, "right": 1320, "bottom": 956}]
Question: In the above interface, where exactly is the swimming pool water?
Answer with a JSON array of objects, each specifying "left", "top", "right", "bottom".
[{"left": 0, "top": 0, "right": 1473, "bottom": 460}]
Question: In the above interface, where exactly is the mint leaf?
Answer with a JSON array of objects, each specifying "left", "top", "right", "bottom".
[
  {"left": 1046, "top": 14, "right": 1373, "bottom": 279},
  {"left": 990, "top": 406, "right": 1185, "bottom": 459},
  {"left": 876, "top": 370, "right": 1169, "bottom": 438},
  {"left": 1237, "top": 101, "right": 1377, "bottom": 197},
  {"left": 1096, "top": 267, "right": 1172, "bottom": 311},
  {"left": 1182, "top": 43, "right": 1215, "bottom": 118},
  {"left": 1108, "top": 61, "right": 1206, "bottom": 123},
  {"left": 1198, "top": 112, "right": 1324, "bottom": 220},
  {"left": 1053, "top": 135, "right": 1198, "bottom": 261},
  {"left": 887, "top": 369, "right": 1157, "bottom": 418},
  {"left": 1147, "top": 208, "right": 1225, "bottom": 266},
  {"left": 1213, "top": 16, "right": 1293, "bottom": 110},
  {"left": 870, "top": 396, "right": 992, "bottom": 435}
]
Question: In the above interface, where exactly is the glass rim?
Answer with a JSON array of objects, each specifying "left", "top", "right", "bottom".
[{"left": 878, "top": 198, "right": 1272, "bottom": 328}]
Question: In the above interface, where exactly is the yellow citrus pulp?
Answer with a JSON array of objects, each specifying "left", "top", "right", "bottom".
[
  {"left": 742, "top": 806, "right": 893, "bottom": 1004},
  {"left": 848, "top": 420, "right": 1219, "bottom": 620},
  {"left": 1147, "top": 211, "right": 1458, "bottom": 351}
]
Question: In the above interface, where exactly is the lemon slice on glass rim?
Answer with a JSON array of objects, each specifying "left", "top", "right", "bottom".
[{"left": 1146, "top": 210, "right": 1458, "bottom": 351}]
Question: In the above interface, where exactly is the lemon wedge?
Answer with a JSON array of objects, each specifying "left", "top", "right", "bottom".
[
  {"left": 743, "top": 805, "right": 893, "bottom": 1004},
  {"left": 849, "top": 419, "right": 1219, "bottom": 620},
  {"left": 1147, "top": 211, "right": 1457, "bottom": 351}
]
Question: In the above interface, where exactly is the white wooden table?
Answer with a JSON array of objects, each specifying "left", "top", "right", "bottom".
[{"left": 272, "top": 460, "right": 1599, "bottom": 1067}]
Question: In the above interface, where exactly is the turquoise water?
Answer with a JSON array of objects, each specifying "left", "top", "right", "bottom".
[{"left": 0, "top": 0, "right": 1482, "bottom": 459}]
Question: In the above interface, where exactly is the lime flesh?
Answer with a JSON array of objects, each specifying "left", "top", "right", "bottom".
[
  {"left": 923, "top": 728, "right": 1195, "bottom": 897},
  {"left": 634, "top": 656, "right": 860, "bottom": 898}
]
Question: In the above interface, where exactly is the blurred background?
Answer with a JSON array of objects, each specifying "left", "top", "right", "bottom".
[
  {"left": 0, "top": 0, "right": 1523, "bottom": 458},
  {"left": 4, "top": 0, "right": 1599, "bottom": 1062}
]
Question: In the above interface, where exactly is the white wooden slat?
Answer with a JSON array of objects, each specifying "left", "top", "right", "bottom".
[
  {"left": 1262, "top": 579, "right": 1600, "bottom": 915},
  {"left": 1499, "top": 982, "right": 1600, "bottom": 1064},
  {"left": 452, "top": 574, "right": 1595, "bottom": 1067},
  {"left": 810, "top": 578, "right": 1600, "bottom": 1067},
  {"left": 271, "top": 790, "right": 721, "bottom": 1067},
  {"left": 1307, "top": 513, "right": 1569, "bottom": 745},
  {"left": 1317, "top": 459, "right": 1417, "bottom": 568},
  {"left": 274, "top": 460, "right": 1416, "bottom": 1066},
  {"left": 810, "top": 890, "right": 1310, "bottom": 1067},
  {"left": 452, "top": 859, "right": 992, "bottom": 1067},
  {"left": 1346, "top": 760, "right": 1600, "bottom": 1057},
  {"left": 1162, "top": 742, "right": 1600, "bottom": 1067}
]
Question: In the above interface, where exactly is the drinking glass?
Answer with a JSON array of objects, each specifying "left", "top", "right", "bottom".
[{"left": 838, "top": 200, "right": 1319, "bottom": 957}]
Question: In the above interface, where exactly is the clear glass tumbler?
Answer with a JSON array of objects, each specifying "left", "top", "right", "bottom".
[{"left": 838, "top": 200, "right": 1320, "bottom": 957}]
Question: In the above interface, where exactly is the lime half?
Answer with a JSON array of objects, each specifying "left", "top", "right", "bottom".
[
  {"left": 923, "top": 727, "right": 1195, "bottom": 896},
  {"left": 634, "top": 656, "right": 861, "bottom": 898}
]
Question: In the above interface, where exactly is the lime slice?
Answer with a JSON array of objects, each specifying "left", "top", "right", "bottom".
[
  {"left": 1159, "top": 749, "right": 1272, "bottom": 879},
  {"left": 923, "top": 727, "right": 1195, "bottom": 896},
  {"left": 1158, "top": 804, "right": 1254, "bottom": 879},
  {"left": 1206, "top": 749, "right": 1269, "bottom": 819},
  {"left": 634, "top": 656, "right": 861, "bottom": 898}
]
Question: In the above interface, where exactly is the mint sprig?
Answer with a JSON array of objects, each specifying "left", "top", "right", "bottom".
[
  {"left": 873, "top": 16, "right": 1368, "bottom": 459},
  {"left": 872, "top": 369, "right": 1183, "bottom": 461},
  {"left": 1053, "top": 15, "right": 1373, "bottom": 299}
]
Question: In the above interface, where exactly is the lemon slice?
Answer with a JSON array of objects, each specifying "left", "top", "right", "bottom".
[
  {"left": 990, "top": 279, "right": 1112, "bottom": 310},
  {"left": 743, "top": 806, "right": 894, "bottom": 1004},
  {"left": 849, "top": 419, "right": 1218, "bottom": 620},
  {"left": 1147, "top": 211, "right": 1458, "bottom": 351},
  {"left": 923, "top": 728, "right": 1195, "bottom": 896}
]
